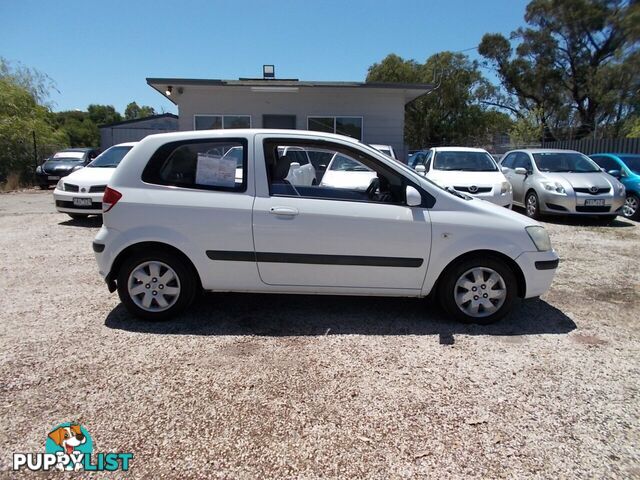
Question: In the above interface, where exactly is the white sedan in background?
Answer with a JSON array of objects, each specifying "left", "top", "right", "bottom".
[
  {"left": 53, "top": 142, "right": 136, "bottom": 218},
  {"left": 320, "top": 153, "right": 377, "bottom": 190},
  {"left": 413, "top": 147, "right": 513, "bottom": 208}
]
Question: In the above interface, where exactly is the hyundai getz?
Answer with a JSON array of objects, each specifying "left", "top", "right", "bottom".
[{"left": 93, "top": 130, "right": 559, "bottom": 323}]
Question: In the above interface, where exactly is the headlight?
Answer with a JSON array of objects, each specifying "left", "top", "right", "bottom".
[
  {"left": 526, "top": 226, "right": 552, "bottom": 252},
  {"left": 56, "top": 179, "right": 65, "bottom": 191},
  {"left": 541, "top": 181, "right": 566, "bottom": 194},
  {"left": 500, "top": 181, "right": 511, "bottom": 194},
  {"left": 617, "top": 182, "right": 625, "bottom": 196},
  {"left": 36, "top": 165, "right": 42, "bottom": 174}
]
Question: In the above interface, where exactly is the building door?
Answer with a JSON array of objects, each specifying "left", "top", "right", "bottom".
[{"left": 263, "top": 115, "right": 296, "bottom": 129}]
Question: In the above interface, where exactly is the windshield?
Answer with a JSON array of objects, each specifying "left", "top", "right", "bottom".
[
  {"left": 433, "top": 151, "right": 497, "bottom": 171},
  {"left": 620, "top": 156, "right": 640, "bottom": 175},
  {"left": 221, "top": 147, "right": 244, "bottom": 167},
  {"left": 49, "top": 156, "right": 84, "bottom": 163},
  {"left": 329, "top": 154, "right": 372, "bottom": 172},
  {"left": 89, "top": 146, "right": 133, "bottom": 168},
  {"left": 53, "top": 151, "right": 85, "bottom": 159},
  {"left": 533, "top": 152, "right": 600, "bottom": 172}
]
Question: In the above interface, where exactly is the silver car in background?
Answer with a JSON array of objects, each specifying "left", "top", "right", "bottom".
[{"left": 500, "top": 149, "right": 626, "bottom": 222}]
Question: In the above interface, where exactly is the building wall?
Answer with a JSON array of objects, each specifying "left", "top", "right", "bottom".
[
  {"left": 100, "top": 116, "right": 178, "bottom": 149},
  {"left": 174, "top": 86, "right": 407, "bottom": 159}
]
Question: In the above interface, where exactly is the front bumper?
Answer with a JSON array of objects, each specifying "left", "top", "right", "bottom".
[
  {"left": 515, "top": 250, "right": 559, "bottom": 298},
  {"left": 53, "top": 188, "right": 103, "bottom": 215},
  {"left": 539, "top": 190, "right": 625, "bottom": 216},
  {"left": 36, "top": 171, "right": 73, "bottom": 186}
]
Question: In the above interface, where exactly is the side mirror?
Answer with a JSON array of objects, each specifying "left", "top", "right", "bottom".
[
  {"left": 514, "top": 167, "right": 528, "bottom": 175},
  {"left": 406, "top": 185, "right": 422, "bottom": 206},
  {"left": 415, "top": 164, "right": 426, "bottom": 175},
  {"left": 607, "top": 169, "right": 621, "bottom": 179}
]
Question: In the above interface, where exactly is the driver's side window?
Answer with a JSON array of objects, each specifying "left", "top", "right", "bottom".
[{"left": 263, "top": 140, "right": 406, "bottom": 204}]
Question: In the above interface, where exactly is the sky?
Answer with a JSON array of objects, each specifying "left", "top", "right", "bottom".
[{"left": 0, "top": 0, "right": 529, "bottom": 115}]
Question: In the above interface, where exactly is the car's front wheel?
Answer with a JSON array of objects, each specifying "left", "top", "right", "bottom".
[
  {"left": 117, "top": 250, "right": 197, "bottom": 321},
  {"left": 438, "top": 256, "right": 517, "bottom": 324},
  {"left": 525, "top": 190, "right": 541, "bottom": 219},
  {"left": 623, "top": 193, "right": 639, "bottom": 220}
]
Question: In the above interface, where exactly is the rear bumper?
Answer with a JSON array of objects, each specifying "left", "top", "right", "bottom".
[{"left": 515, "top": 250, "right": 559, "bottom": 298}]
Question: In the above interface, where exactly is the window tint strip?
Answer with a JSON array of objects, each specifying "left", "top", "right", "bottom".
[{"left": 206, "top": 250, "right": 423, "bottom": 267}]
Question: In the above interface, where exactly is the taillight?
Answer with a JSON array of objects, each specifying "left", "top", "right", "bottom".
[{"left": 102, "top": 187, "right": 122, "bottom": 213}]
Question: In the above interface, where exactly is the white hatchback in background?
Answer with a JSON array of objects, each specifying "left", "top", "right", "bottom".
[
  {"left": 53, "top": 142, "right": 136, "bottom": 218},
  {"left": 414, "top": 147, "right": 513, "bottom": 208},
  {"left": 320, "top": 153, "right": 377, "bottom": 190}
]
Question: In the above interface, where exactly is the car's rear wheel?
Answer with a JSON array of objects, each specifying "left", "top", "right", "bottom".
[
  {"left": 525, "top": 190, "right": 541, "bottom": 219},
  {"left": 438, "top": 256, "right": 517, "bottom": 324},
  {"left": 39, "top": 185, "right": 49, "bottom": 190},
  {"left": 117, "top": 250, "right": 197, "bottom": 321},
  {"left": 623, "top": 193, "right": 639, "bottom": 220}
]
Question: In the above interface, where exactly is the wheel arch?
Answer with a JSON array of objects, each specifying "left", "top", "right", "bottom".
[
  {"left": 106, "top": 241, "right": 203, "bottom": 293},
  {"left": 433, "top": 249, "right": 527, "bottom": 299}
]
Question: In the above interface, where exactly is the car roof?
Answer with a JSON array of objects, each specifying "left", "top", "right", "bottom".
[
  {"left": 112, "top": 142, "right": 138, "bottom": 147},
  {"left": 591, "top": 152, "right": 640, "bottom": 157},
  {"left": 59, "top": 147, "right": 98, "bottom": 152},
  {"left": 370, "top": 144, "right": 392, "bottom": 148},
  {"left": 144, "top": 128, "right": 366, "bottom": 146},
  {"left": 432, "top": 146, "right": 489, "bottom": 152},
  {"left": 506, "top": 148, "right": 581, "bottom": 154}
]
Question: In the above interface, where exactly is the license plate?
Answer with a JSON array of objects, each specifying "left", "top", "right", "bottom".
[
  {"left": 585, "top": 199, "right": 605, "bottom": 206},
  {"left": 47, "top": 176, "right": 60, "bottom": 181},
  {"left": 72, "top": 198, "right": 92, "bottom": 207}
]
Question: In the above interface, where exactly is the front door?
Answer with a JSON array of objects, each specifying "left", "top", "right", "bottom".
[
  {"left": 263, "top": 115, "right": 296, "bottom": 129},
  {"left": 251, "top": 135, "right": 431, "bottom": 290}
]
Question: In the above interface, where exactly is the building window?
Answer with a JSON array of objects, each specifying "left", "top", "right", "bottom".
[
  {"left": 194, "top": 115, "right": 251, "bottom": 130},
  {"left": 307, "top": 116, "right": 363, "bottom": 140}
]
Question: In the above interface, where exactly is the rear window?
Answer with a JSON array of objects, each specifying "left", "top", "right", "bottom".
[{"left": 142, "top": 139, "right": 247, "bottom": 192}]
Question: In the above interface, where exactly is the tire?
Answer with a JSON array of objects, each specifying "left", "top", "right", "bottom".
[
  {"left": 525, "top": 190, "right": 541, "bottom": 220},
  {"left": 623, "top": 193, "right": 639, "bottom": 220},
  {"left": 68, "top": 213, "right": 88, "bottom": 219},
  {"left": 117, "top": 249, "right": 197, "bottom": 321},
  {"left": 38, "top": 185, "right": 49, "bottom": 190},
  {"left": 438, "top": 256, "right": 518, "bottom": 324}
]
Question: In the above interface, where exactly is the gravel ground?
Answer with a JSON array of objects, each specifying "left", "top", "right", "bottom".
[{"left": 0, "top": 190, "right": 638, "bottom": 479}]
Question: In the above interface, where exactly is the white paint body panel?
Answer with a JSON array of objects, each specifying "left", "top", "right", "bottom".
[{"left": 95, "top": 129, "right": 558, "bottom": 300}]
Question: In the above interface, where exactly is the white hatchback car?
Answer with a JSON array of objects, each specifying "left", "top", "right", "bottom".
[
  {"left": 93, "top": 130, "right": 558, "bottom": 323},
  {"left": 413, "top": 147, "right": 513, "bottom": 208},
  {"left": 53, "top": 142, "right": 136, "bottom": 218}
]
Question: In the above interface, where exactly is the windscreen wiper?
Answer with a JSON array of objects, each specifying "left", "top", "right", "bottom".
[{"left": 445, "top": 186, "right": 472, "bottom": 200}]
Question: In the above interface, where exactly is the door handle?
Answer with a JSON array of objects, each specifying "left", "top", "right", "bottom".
[{"left": 270, "top": 206, "right": 299, "bottom": 216}]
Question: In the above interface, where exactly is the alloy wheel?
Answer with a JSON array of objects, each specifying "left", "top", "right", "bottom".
[
  {"left": 623, "top": 195, "right": 638, "bottom": 218},
  {"left": 127, "top": 261, "right": 181, "bottom": 312},
  {"left": 526, "top": 193, "right": 538, "bottom": 217},
  {"left": 453, "top": 267, "right": 507, "bottom": 318}
]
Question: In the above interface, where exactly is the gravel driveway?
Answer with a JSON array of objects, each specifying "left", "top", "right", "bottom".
[{"left": 1, "top": 190, "right": 638, "bottom": 479}]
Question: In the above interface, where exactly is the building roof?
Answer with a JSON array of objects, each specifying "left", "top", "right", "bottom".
[
  {"left": 99, "top": 113, "right": 178, "bottom": 129},
  {"left": 146, "top": 77, "right": 433, "bottom": 105}
]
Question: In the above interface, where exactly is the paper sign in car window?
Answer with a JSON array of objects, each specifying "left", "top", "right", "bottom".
[{"left": 195, "top": 153, "right": 237, "bottom": 187}]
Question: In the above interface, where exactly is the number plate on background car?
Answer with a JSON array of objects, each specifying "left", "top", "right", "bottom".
[
  {"left": 73, "top": 198, "right": 92, "bottom": 207},
  {"left": 585, "top": 199, "right": 605, "bottom": 206},
  {"left": 47, "top": 176, "right": 59, "bottom": 180}
]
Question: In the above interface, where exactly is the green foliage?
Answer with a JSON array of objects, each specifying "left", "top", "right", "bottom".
[
  {"left": 367, "top": 52, "right": 513, "bottom": 148},
  {"left": 54, "top": 110, "right": 100, "bottom": 147},
  {"left": 0, "top": 78, "right": 67, "bottom": 183},
  {"left": 626, "top": 117, "right": 640, "bottom": 138},
  {"left": 124, "top": 101, "right": 156, "bottom": 120},
  {"left": 87, "top": 104, "right": 122, "bottom": 125},
  {"left": 479, "top": 0, "right": 639, "bottom": 140},
  {"left": 509, "top": 108, "right": 544, "bottom": 144}
]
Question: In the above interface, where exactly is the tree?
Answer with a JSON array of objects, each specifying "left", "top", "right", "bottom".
[
  {"left": 55, "top": 110, "right": 100, "bottom": 147},
  {"left": 0, "top": 78, "right": 67, "bottom": 184},
  {"left": 479, "top": 0, "right": 640, "bottom": 140},
  {"left": 87, "top": 104, "right": 122, "bottom": 125},
  {"left": 124, "top": 101, "right": 156, "bottom": 120},
  {"left": 367, "top": 52, "right": 512, "bottom": 148}
]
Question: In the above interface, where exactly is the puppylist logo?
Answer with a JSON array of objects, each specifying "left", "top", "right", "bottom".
[{"left": 13, "top": 422, "right": 133, "bottom": 472}]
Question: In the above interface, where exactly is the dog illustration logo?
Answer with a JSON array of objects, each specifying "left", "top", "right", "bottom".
[{"left": 45, "top": 422, "right": 93, "bottom": 470}]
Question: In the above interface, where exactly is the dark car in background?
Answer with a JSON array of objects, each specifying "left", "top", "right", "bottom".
[
  {"left": 590, "top": 153, "right": 640, "bottom": 220},
  {"left": 35, "top": 147, "right": 100, "bottom": 189}
]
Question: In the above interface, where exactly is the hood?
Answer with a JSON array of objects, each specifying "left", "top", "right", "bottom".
[
  {"left": 426, "top": 170, "right": 505, "bottom": 188},
  {"left": 543, "top": 171, "right": 612, "bottom": 190},
  {"left": 42, "top": 160, "right": 84, "bottom": 173},
  {"left": 62, "top": 165, "right": 115, "bottom": 185}
]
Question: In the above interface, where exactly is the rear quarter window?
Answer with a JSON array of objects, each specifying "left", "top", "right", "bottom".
[{"left": 141, "top": 138, "right": 248, "bottom": 192}]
